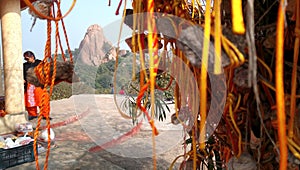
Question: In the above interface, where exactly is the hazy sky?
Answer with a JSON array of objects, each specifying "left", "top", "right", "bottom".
[{"left": 21, "top": 0, "right": 126, "bottom": 59}]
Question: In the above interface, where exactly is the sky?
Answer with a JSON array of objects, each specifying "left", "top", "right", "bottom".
[{"left": 21, "top": 0, "right": 127, "bottom": 59}]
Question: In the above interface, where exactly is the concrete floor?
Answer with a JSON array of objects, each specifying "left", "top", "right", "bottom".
[{"left": 6, "top": 94, "right": 185, "bottom": 170}]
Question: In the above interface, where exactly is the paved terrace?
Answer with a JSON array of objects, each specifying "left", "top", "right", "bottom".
[{"left": 8, "top": 94, "right": 185, "bottom": 170}]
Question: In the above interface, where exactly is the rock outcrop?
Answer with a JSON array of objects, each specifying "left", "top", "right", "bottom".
[{"left": 77, "top": 24, "right": 116, "bottom": 66}]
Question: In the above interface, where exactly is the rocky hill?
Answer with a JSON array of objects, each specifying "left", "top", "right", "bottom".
[{"left": 76, "top": 24, "right": 117, "bottom": 66}]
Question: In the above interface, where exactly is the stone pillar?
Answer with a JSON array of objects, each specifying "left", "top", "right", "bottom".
[
  {"left": 0, "top": 0, "right": 27, "bottom": 134},
  {"left": 0, "top": 49, "right": 4, "bottom": 96}
]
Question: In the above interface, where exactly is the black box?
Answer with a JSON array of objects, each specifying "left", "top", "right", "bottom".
[{"left": 0, "top": 141, "right": 36, "bottom": 169}]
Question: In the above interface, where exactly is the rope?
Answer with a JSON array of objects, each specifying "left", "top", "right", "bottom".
[
  {"left": 131, "top": 4, "right": 138, "bottom": 81},
  {"left": 22, "top": 0, "right": 76, "bottom": 21},
  {"left": 288, "top": 139, "right": 300, "bottom": 160},
  {"left": 287, "top": 0, "right": 300, "bottom": 161},
  {"left": 41, "top": 29, "right": 52, "bottom": 170},
  {"left": 227, "top": 93, "right": 242, "bottom": 157},
  {"left": 112, "top": 0, "right": 129, "bottom": 120},
  {"left": 58, "top": 6, "right": 73, "bottom": 63},
  {"left": 33, "top": 15, "right": 52, "bottom": 169},
  {"left": 49, "top": 5, "right": 58, "bottom": 96},
  {"left": 146, "top": 0, "right": 160, "bottom": 169},
  {"left": 275, "top": 0, "right": 288, "bottom": 169},
  {"left": 30, "top": 1, "right": 74, "bottom": 169},
  {"left": 288, "top": 0, "right": 300, "bottom": 138},
  {"left": 136, "top": 82, "right": 159, "bottom": 136}
]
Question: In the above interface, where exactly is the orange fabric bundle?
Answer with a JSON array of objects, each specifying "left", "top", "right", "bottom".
[
  {"left": 24, "top": 83, "right": 47, "bottom": 107},
  {"left": 24, "top": 83, "right": 50, "bottom": 117}
]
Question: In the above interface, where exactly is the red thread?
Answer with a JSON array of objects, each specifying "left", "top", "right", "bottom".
[{"left": 89, "top": 121, "right": 143, "bottom": 152}]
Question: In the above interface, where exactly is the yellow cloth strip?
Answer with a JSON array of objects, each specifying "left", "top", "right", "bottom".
[
  {"left": 131, "top": 6, "right": 137, "bottom": 81},
  {"left": 147, "top": 0, "right": 158, "bottom": 169},
  {"left": 231, "top": 0, "right": 245, "bottom": 34},
  {"left": 199, "top": 0, "right": 211, "bottom": 152},
  {"left": 214, "top": 0, "right": 222, "bottom": 74}
]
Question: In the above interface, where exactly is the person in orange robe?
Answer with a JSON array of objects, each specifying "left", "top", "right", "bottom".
[{"left": 23, "top": 51, "right": 51, "bottom": 120}]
